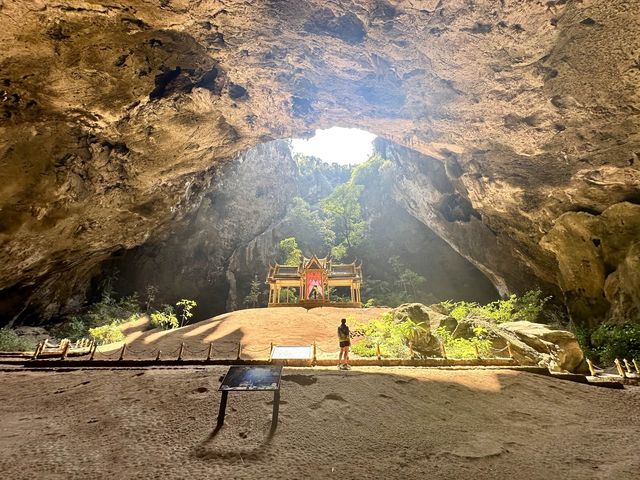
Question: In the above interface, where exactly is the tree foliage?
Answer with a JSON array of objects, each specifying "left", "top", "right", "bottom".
[
  {"left": 285, "top": 197, "right": 335, "bottom": 253},
  {"left": 320, "top": 182, "right": 365, "bottom": 250},
  {"left": 438, "top": 289, "right": 550, "bottom": 324},
  {"left": 279, "top": 237, "right": 302, "bottom": 265}
]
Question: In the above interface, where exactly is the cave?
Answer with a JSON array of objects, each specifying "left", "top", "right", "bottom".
[
  {"left": 2, "top": 2, "right": 640, "bottom": 479},
  {"left": 0, "top": 1, "right": 638, "bottom": 329}
]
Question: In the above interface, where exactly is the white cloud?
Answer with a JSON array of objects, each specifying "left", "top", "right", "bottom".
[{"left": 290, "top": 127, "right": 376, "bottom": 165}]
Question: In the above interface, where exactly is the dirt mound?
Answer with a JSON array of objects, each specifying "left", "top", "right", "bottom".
[{"left": 100, "top": 307, "right": 389, "bottom": 360}]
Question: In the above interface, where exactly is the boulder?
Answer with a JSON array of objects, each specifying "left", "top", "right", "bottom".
[
  {"left": 500, "top": 321, "right": 588, "bottom": 374},
  {"left": 450, "top": 317, "right": 587, "bottom": 373},
  {"left": 391, "top": 303, "right": 441, "bottom": 356},
  {"left": 392, "top": 303, "right": 431, "bottom": 326}
]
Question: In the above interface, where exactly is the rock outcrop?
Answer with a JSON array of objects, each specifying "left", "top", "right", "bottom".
[
  {"left": 392, "top": 303, "right": 587, "bottom": 373},
  {"left": 105, "top": 140, "right": 298, "bottom": 317},
  {"left": 0, "top": 1, "right": 638, "bottom": 325}
]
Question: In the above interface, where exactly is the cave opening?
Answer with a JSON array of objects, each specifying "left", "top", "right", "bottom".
[{"left": 290, "top": 126, "right": 377, "bottom": 165}]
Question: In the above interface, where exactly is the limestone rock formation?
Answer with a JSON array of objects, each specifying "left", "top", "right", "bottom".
[
  {"left": 0, "top": 1, "right": 638, "bottom": 326},
  {"left": 392, "top": 303, "right": 587, "bottom": 372},
  {"left": 500, "top": 321, "right": 587, "bottom": 373},
  {"left": 106, "top": 140, "right": 298, "bottom": 316}
]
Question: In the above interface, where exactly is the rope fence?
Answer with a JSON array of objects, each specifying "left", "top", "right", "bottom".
[{"left": 27, "top": 339, "right": 640, "bottom": 378}]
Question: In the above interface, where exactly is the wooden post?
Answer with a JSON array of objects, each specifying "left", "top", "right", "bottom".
[
  {"left": 32, "top": 341, "right": 42, "bottom": 360},
  {"left": 623, "top": 359, "right": 633, "bottom": 374},
  {"left": 155, "top": 350, "right": 161, "bottom": 361},
  {"left": 409, "top": 341, "right": 414, "bottom": 359},
  {"left": 614, "top": 358, "right": 626, "bottom": 378},
  {"left": 206, "top": 343, "right": 213, "bottom": 361},
  {"left": 586, "top": 358, "right": 596, "bottom": 376},
  {"left": 474, "top": 344, "right": 480, "bottom": 359},
  {"left": 269, "top": 342, "right": 273, "bottom": 361},
  {"left": 61, "top": 340, "right": 70, "bottom": 360},
  {"left": 89, "top": 344, "right": 97, "bottom": 361},
  {"left": 633, "top": 359, "right": 640, "bottom": 374},
  {"left": 376, "top": 343, "right": 381, "bottom": 361},
  {"left": 118, "top": 343, "right": 127, "bottom": 361},
  {"left": 313, "top": 341, "right": 317, "bottom": 365},
  {"left": 507, "top": 342, "right": 514, "bottom": 359},
  {"left": 440, "top": 341, "right": 447, "bottom": 359},
  {"left": 177, "top": 342, "right": 185, "bottom": 361},
  {"left": 236, "top": 342, "right": 242, "bottom": 361}
]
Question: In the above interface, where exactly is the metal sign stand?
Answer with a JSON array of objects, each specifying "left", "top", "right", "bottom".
[{"left": 216, "top": 365, "right": 283, "bottom": 431}]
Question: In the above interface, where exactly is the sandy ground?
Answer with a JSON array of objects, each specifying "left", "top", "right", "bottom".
[
  {"left": 1, "top": 367, "right": 639, "bottom": 480},
  {"left": 98, "top": 307, "right": 389, "bottom": 360}
]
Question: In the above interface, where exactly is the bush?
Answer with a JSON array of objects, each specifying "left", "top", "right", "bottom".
[
  {"left": 363, "top": 298, "right": 377, "bottom": 308},
  {"left": 514, "top": 289, "right": 551, "bottom": 322},
  {"left": 351, "top": 313, "right": 426, "bottom": 358},
  {"left": 88, "top": 322, "right": 124, "bottom": 345},
  {"left": 150, "top": 305, "right": 179, "bottom": 330},
  {"left": 51, "top": 317, "right": 89, "bottom": 341},
  {"left": 84, "top": 293, "right": 141, "bottom": 328},
  {"left": 54, "top": 292, "right": 143, "bottom": 342},
  {"left": 584, "top": 323, "right": 640, "bottom": 365},
  {"left": 0, "top": 328, "right": 34, "bottom": 352},
  {"left": 438, "top": 289, "right": 550, "bottom": 324},
  {"left": 435, "top": 326, "right": 492, "bottom": 359}
]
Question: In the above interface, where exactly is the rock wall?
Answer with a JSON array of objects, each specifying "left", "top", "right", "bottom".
[
  {"left": 0, "top": 1, "right": 638, "bottom": 325},
  {"left": 106, "top": 140, "right": 298, "bottom": 317}
]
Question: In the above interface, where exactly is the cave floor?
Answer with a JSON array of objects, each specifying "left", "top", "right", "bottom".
[{"left": 1, "top": 367, "right": 639, "bottom": 480}]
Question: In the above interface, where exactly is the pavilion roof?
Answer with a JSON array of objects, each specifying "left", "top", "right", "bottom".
[{"left": 267, "top": 256, "right": 362, "bottom": 281}]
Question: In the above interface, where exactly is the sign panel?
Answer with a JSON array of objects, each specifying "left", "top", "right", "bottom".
[
  {"left": 219, "top": 365, "right": 282, "bottom": 391},
  {"left": 271, "top": 345, "right": 313, "bottom": 360}
]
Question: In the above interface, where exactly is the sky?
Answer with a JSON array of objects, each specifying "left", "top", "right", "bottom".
[{"left": 290, "top": 127, "right": 377, "bottom": 165}]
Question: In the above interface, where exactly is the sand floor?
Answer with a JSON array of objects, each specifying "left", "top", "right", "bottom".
[
  {"left": 1, "top": 367, "right": 639, "bottom": 479},
  {"left": 97, "top": 307, "right": 389, "bottom": 360}
]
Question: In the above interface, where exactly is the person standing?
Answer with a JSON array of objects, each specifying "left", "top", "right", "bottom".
[{"left": 337, "top": 318, "right": 351, "bottom": 370}]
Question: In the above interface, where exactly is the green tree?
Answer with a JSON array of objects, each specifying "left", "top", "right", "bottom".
[
  {"left": 279, "top": 237, "right": 302, "bottom": 265},
  {"left": 320, "top": 183, "right": 365, "bottom": 250},
  {"left": 285, "top": 197, "right": 335, "bottom": 253},
  {"left": 243, "top": 276, "right": 262, "bottom": 308}
]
